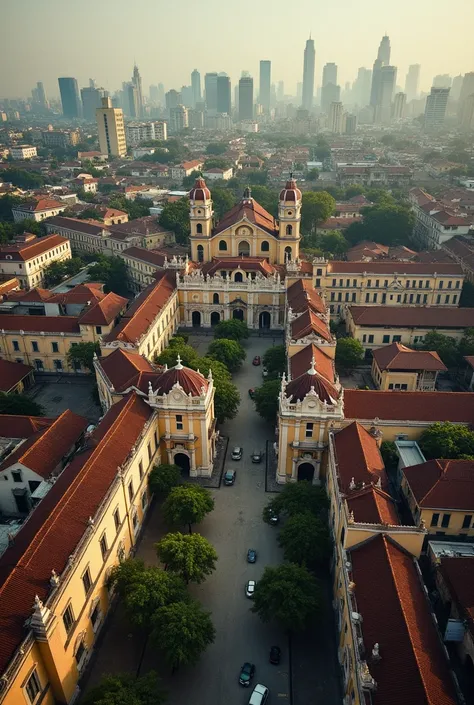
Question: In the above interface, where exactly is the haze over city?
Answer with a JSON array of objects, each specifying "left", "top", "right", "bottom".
[{"left": 1, "top": 0, "right": 473, "bottom": 98}]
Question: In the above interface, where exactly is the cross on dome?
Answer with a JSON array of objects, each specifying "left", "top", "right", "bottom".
[
  {"left": 175, "top": 354, "right": 183, "bottom": 370},
  {"left": 307, "top": 356, "right": 317, "bottom": 375}
]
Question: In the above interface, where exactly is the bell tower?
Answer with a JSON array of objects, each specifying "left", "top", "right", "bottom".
[
  {"left": 278, "top": 175, "right": 302, "bottom": 265},
  {"left": 189, "top": 177, "right": 213, "bottom": 263}
]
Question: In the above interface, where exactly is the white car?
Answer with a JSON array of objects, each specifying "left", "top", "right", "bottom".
[
  {"left": 245, "top": 579, "right": 256, "bottom": 598},
  {"left": 231, "top": 446, "right": 243, "bottom": 460},
  {"left": 248, "top": 684, "right": 269, "bottom": 705}
]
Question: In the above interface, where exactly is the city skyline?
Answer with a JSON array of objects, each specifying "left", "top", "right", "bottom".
[{"left": 1, "top": 0, "right": 473, "bottom": 99}]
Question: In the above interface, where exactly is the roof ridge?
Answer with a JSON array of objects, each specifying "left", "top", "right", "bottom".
[{"left": 18, "top": 409, "right": 76, "bottom": 463}]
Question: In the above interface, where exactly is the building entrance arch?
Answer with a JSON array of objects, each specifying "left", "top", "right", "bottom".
[
  {"left": 191, "top": 311, "right": 201, "bottom": 327},
  {"left": 233, "top": 309, "right": 244, "bottom": 321},
  {"left": 174, "top": 452, "right": 190, "bottom": 477},
  {"left": 297, "top": 462, "right": 315, "bottom": 482},
  {"left": 259, "top": 311, "right": 271, "bottom": 329},
  {"left": 210, "top": 311, "right": 220, "bottom": 326}
]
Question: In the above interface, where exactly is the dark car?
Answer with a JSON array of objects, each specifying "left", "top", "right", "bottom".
[
  {"left": 223, "top": 470, "right": 236, "bottom": 486},
  {"left": 269, "top": 646, "right": 281, "bottom": 665},
  {"left": 268, "top": 508, "right": 279, "bottom": 525},
  {"left": 248, "top": 388, "right": 255, "bottom": 399},
  {"left": 247, "top": 548, "right": 257, "bottom": 563},
  {"left": 252, "top": 356, "right": 261, "bottom": 366},
  {"left": 239, "top": 662, "right": 255, "bottom": 687},
  {"left": 251, "top": 449, "right": 264, "bottom": 464}
]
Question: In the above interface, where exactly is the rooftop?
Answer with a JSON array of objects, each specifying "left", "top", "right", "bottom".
[
  {"left": 344, "top": 389, "right": 474, "bottom": 424},
  {"left": 348, "top": 306, "right": 474, "bottom": 329},
  {"left": 0, "top": 359, "right": 33, "bottom": 393},
  {"left": 404, "top": 459, "right": 474, "bottom": 511},
  {"left": 333, "top": 421, "right": 387, "bottom": 492},
  {"left": 372, "top": 343, "right": 447, "bottom": 372}
]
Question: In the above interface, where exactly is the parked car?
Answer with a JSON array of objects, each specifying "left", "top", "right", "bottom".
[
  {"left": 231, "top": 446, "right": 243, "bottom": 460},
  {"left": 247, "top": 548, "right": 257, "bottom": 563},
  {"left": 269, "top": 645, "right": 281, "bottom": 664},
  {"left": 223, "top": 470, "right": 236, "bottom": 486},
  {"left": 251, "top": 449, "right": 264, "bottom": 463},
  {"left": 262, "top": 368, "right": 268, "bottom": 378},
  {"left": 267, "top": 508, "right": 279, "bottom": 525},
  {"left": 245, "top": 579, "right": 256, "bottom": 598},
  {"left": 252, "top": 356, "right": 261, "bottom": 366},
  {"left": 239, "top": 662, "right": 255, "bottom": 687},
  {"left": 248, "top": 388, "right": 255, "bottom": 399},
  {"left": 248, "top": 684, "right": 269, "bottom": 705}
]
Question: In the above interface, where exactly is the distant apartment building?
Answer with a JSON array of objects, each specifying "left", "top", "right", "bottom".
[
  {"left": 202, "top": 167, "right": 233, "bottom": 181},
  {"left": 169, "top": 105, "right": 188, "bottom": 132},
  {"left": 410, "top": 187, "right": 473, "bottom": 249},
  {"left": 10, "top": 145, "right": 37, "bottom": 160},
  {"left": 170, "top": 160, "right": 204, "bottom": 181},
  {"left": 12, "top": 198, "right": 66, "bottom": 223},
  {"left": 125, "top": 121, "right": 167, "bottom": 147},
  {"left": 96, "top": 97, "right": 127, "bottom": 158},
  {"left": 41, "top": 130, "right": 80, "bottom": 148},
  {"left": 328, "top": 101, "right": 343, "bottom": 133},
  {"left": 0, "top": 233, "right": 71, "bottom": 289},
  {"left": 424, "top": 87, "right": 450, "bottom": 130},
  {"left": 337, "top": 164, "right": 412, "bottom": 187}
]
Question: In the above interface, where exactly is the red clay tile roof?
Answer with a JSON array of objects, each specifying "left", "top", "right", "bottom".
[
  {"left": 372, "top": 343, "right": 446, "bottom": 372},
  {"left": 403, "top": 459, "right": 474, "bottom": 511},
  {"left": 344, "top": 389, "right": 474, "bottom": 424},
  {"left": 0, "top": 235, "right": 69, "bottom": 262},
  {"left": 279, "top": 178, "right": 302, "bottom": 202},
  {"left": 0, "top": 279, "right": 20, "bottom": 297},
  {"left": 46, "top": 215, "right": 107, "bottom": 236},
  {"left": 0, "top": 415, "right": 55, "bottom": 438},
  {"left": 109, "top": 216, "right": 168, "bottom": 237},
  {"left": 350, "top": 534, "right": 457, "bottom": 705},
  {"left": 189, "top": 177, "right": 211, "bottom": 201},
  {"left": 348, "top": 306, "right": 474, "bottom": 329},
  {"left": 334, "top": 422, "right": 387, "bottom": 492},
  {"left": 286, "top": 357, "right": 339, "bottom": 404},
  {"left": 122, "top": 247, "right": 166, "bottom": 267},
  {"left": 290, "top": 309, "right": 332, "bottom": 342},
  {"left": 327, "top": 261, "right": 463, "bottom": 275},
  {"left": 6, "top": 288, "right": 54, "bottom": 303},
  {"left": 0, "top": 359, "right": 33, "bottom": 393},
  {"left": 438, "top": 557, "right": 474, "bottom": 639},
  {"left": 97, "top": 348, "right": 159, "bottom": 393},
  {"left": 46, "top": 283, "right": 106, "bottom": 306},
  {"left": 78, "top": 292, "right": 128, "bottom": 326},
  {"left": 0, "top": 410, "right": 87, "bottom": 477},
  {"left": 213, "top": 198, "right": 278, "bottom": 237},
  {"left": 0, "top": 393, "right": 153, "bottom": 674},
  {"left": 290, "top": 343, "right": 335, "bottom": 383},
  {"left": 347, "top": 485, "right": 399, "bottom": 525},
  {"left": 287, "top": 278, "right": 326, "bottom": 315},
  {"left": 154, "top": 362, "right": 208, "bottom": 397},
  {"left": 104, "top": 271, "right": 176, "bottom": 345},
  {"left": 0, "top": 314, "right": 80, "bottom": 334},
  {"left": 15, "top": 199, "right": 64, "bottom": 212},
  {"left": 201, "top": 257, "right": 276, "bottom": 277}
]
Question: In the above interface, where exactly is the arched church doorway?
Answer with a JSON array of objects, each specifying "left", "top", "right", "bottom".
[
  {"left": 259, "top": 311, "right": 271, "bottom": 329},
  {"left": 233, "top": 309, "right": 244, "bottom": 321},
  {"left": 192, "top": 311, "right": 201, "bottom": 327},
  {"left": 238, "top": 241, "right": 250, "bottom": 257},
  {"left": 210, "top": 311, "right": 220, "bottom": 326},
  {"left": 174, "top": 453, "right": 190, "bottom": 477},
  {"left": 297, "top": 462, "right": 315, "bottom": 482}
]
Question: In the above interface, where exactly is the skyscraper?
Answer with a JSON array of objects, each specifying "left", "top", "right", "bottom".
[
  {"left": 277, "top": 81, "right": 285, "bottom": 102},
  {"left": 239, "top": 76, "right": 254, "bottom": 121},
  {"left": 36, "top": 82, "right": 48, "bottom": 109},
  {"left": 392, "top": 92, "right": 406, "bottom": 120},
  {"left": 81, "top": 85, "right": 107, "bottom": 122},
  {"left": 149, "top": 85, "right": 160, "bottom": 104},
  {"left": 353, "top": 68, "right": 372, "bottom": 106},
  {"left": 302, "top": 36, "right": 315, "bottom": 110},
  {"left": 204, "top": 73, "right": 218, "bottom": 114},
  {"left": 433, "top": 74, "right": 452, "bottom": 88},
  {"left": 127, "top": 83, "right": 140, "bottom": 118},
  {"left": 424, "top": 87, "right": 450, "bottom": 130},
  {"left": 132, "top": 65, "right": 144, "bottom": 117},
  {"left": 217, "top": 74, "right": 231, "bottom": 114},
  {"left": 259, "top": 60, "right": 271, "bottom": 113},
  {"left": 58, "top": 77, "right": 82, "bottom": 119},
  {"left": 96, "top": 97, "right": 127, "bottom": 157},
  {"left": 377, "top": 35, "right": 391, "bottom": 65},
  {"left": 170, "top": 105, "right": 189, "bottom": 132},
  {"left": 180, "top": 86, "right": 194, "bottom": 108},
  {"left": 322, "top": 63, "right": 337, "bottom": 87},
  {"left": 191, "top": 69, "right": 201, "bottom": 107},
  {"left": 321, "top": 83, "right": 340, "bottom": 114},
  {"left": 165, "top": 90, "right": 180, "bottom": 112},
  {"left": 405, "top": 65, "right": 420, "bottom": 102},
  {"left": 370, "top": 35, "right": 391, "bottom": 109},
  {"left": 451, "top": 75, "right": 464, "bottom": 102},
  {"left": 458, "top": 73, "right": 474, "bottom": 122},
  {"left": 328, "top": 102, "right": 343, "bottom": 133},
  {"left": 378, "top": 65, "right": 397, "bottom": 123}
]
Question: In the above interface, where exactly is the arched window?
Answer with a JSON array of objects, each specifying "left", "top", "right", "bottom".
[
  {"left": 238, "top": 241, "right": 250, "bottom": 257},
  {"left": 284, "top": 246, "right": 292, "bottom": 260},
  {"left": 213, "top": 293, "right": 219, "bottom": 304},
  {"left": 261, "top": 241, "right": 269, "bottom": 252},
  {"left": 286, "top": 224, "right": 293, "bottom": 235},
  {"left": 219, "top": 240, "right": 227, "bottom": 251},
  {"left": 197, "top": 245, "right": 204, "bottom": 262},
  {"left": 196, "top": 223, "right": 203, "bottom": 234},
  {"left": 234, "top": 272, "right": 243, "bottom": 283}
]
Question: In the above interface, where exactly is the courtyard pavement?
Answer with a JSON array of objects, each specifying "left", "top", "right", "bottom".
[{"left": 27, "top": 375, "right": 102, "bottom": 422}]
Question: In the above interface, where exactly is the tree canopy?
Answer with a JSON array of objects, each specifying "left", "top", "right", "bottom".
[
  {"left": 155, "top": 339, "right": 198, "bottom": 368},
  {"left": 301, "top": 231, "right": 349, "bottom": 258},
  {"left": 0, "top": 393, "right": 44, "bottom": 416},
  {"left": 42, "top": 257, "right": 84, "bottom": 287},
  {"left": 417, "top": 331, "right": 459, "bottom": 368},
  {"left": 159, "top": 198, "right": 190, "bottom": 245},
  {"left": 345, "top": 204, "right": 414, "bottom": 247},
  {"left": 190, "top": 356, "right": 240, "bottom": 423},
  {"left": 301, "top": 192, "right": 336, "bottom": 233},
  {"left": 2, "top": 168, "right": 44, "bottom": 189},
  {"left": 418, "top": 422, "right": 474, "bottom": 460},
  {"left": 163, "top": 484, "right": 214, "bottom": 533},
  {"left": 87, "top": 254, "right": 130, "bottom": 296},
  {"left": 206, "top": 142, "right": 228, "bottom": 155},
  {"left": 82, "top": 671, "right": 166, "bottom": 705},
  {"left": 211, "top": 187, "right": 236, "bottom": 220},
  {"left": 67, "top": 342, "right": 100, "bottom": 372},
  {"left": 149, "top": 464, "right": 182, "bottom": 496},
  {"left": 248, "top": 185, "right": 279, "bottom": 218},
  {"left": 182, "top": 170, "right": 202, "bottom": 190},
  {"left": 108, "top": 194, "right": 153, "bottom": 220},
  {"left": 262, "top": 345, "right": 287, "bottom": 378},
  {"left": 207, "top": 338, "right": 246, "bottom": 372},
  {"left": 155, "top": 532, "right": 217, "bottom": 584},
  {"left": 335, "top": 337, "right": 365, "bottom": 372},
  {"left": 213, "top": 319, "right": 250, "bottom": 342},
  {"left": 278, "top": 511, "right": 330, "bottom": 567},
  {"left": 252, "top": 563, "right": 322, "bottom": 632},
  {"left": 264, "top": 480, "right": 329, "bottom": 521},
  {"left": 253, "top": 379, "right": 281, "bottom": 423}
]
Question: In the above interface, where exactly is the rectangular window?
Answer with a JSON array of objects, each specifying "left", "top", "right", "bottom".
[
  {"left": 141, "top": 490, "right": 148, "bottom": 510},
  {"left": 362, "top": 334, "right": 367, "bottom": 343},
  {"left": 91, "top": 602, "right": 101, "bottom": 630},
  {"left": 345, "top": 293, "right": 349, "bottom": 302},
  {"left": 51, "top": 342, "right": 59, "bottom": 353},
  {"left": 367, "top": 279, "right": 371, "bottom": 287},
  {"left": 113, "top": 507, "right": 120, "bottom": 531},
  {"left": 316, "top": 268, "right": 322, "bottom": 276},
  {"left": 365, "top": 293, "right": 370, "bottom": 303},
  {"left": 339, "top": 279, "right": 343, "bottom": 287},
  {"left": 382, "top": 335, "right": 390, "bottom": 343},
  {"left": 384, "top": 280, "right": 388, "bottom": 287},
  {"left": 82, "top": 568, "right": 92, "bottom": 596},
  {"left": 12, "top": 469, "right": 22, "bottom": 482},
  {"left": 305, "top": 422, "right": 313, "bottom": 438},
  {"left": 445, "top": 295, "right": 450, "bottom": 304},
  {"left": 62, "top": 603, "right": 74, "bottom": 634},
  {"left": 409, "top": 294, "right": 414, "bottom": 303},
  {"left": 25, "top": 669, "right": 41, "bottom": 704},
  {"left": 453, "top": 295, "right": 458, "bottom": 304},
  {"left": 437, "top": 294, "right": 441, "bottom": 304},
  {"left": 441, "top": 513, "right": 451, "bottom": 528},
  {"left": 176, "top": 414, "right": 183, "bottom": 430},
  {"left": 75, "top": 640, "right": 86, "bottom": 666},
  {"left": 99, "top": 533, "right": 108, "bottom": 560},
  {"left": 392, "top": 335, "right": 401, "bottom": 342},
  {"left": 447, "top": 280, "right": 452, "bottom": 289},
  {"left": 373, "top": 293, "right": 377, "bottom": 303},
  {"left": 330, "top": 292, "right": 335, "bottom": 301},
  {"left": 352, "top": 292, "right": 356, "bottom": 302},
  {"left": 439, "top": 281, "right": 443, "bottom": 289},
  {"left": 315, "top": 278, "right": 320, "bottom": 287},
  {"left": 418, "top": 280, "right": 422, "bottom": 288},
  {"left": 31, "top": 341, "right": 39, "bottom": 352},
  {"left": 95, "top": 325, "right": 102, "bottom": 334},
  {"left": 425, "top": 280, "right": 429, "bottom": 288},
  {"left": 430, "top": 513, "right": 440, "bottom": 527},
  {"left": 353, "top": 279, "right": 357, "bottom": 287},
  {"left": 416, "top": 294, "right": 421, "bottom": 303},
  {"left": 455, "top": 280, "right": 460, "bottom": 289},
  {"left": 368, "top": 335, "right": 374, "bottom": 344},
  {"left": 128, "top": 480, "right": 134, "bottom": 501},
  {"left": 397, "top": 295, "right": 401, "bottom": 303},
  {"left": 406, "top": 280, "right": 410, "bottom": 288},
  {"left": 332, "top": 278, "right": 336, "bottom": 287},
  {"left": 147, "top": 442, "right": 152, "bottom": 461},
  {"left": 462, "top": 514, "right": 472, "bottom": 529},
  {"left": 153, "top": 431, "right": 158, "bottom": 449},
  {"left": 375, "top": 280, "right": 379, "bottom": 288},
  {"left": 54, "top": 359, "right": 63, "bottom": 371},
  {"left": 139, "top": 460, "right": 144, "bottom": 480},
  {"left": 13, "top": 340, "right": 20, "bottom": 351}
]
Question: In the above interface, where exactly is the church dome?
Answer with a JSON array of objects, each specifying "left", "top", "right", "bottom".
[
  {"left": 189, "top": 177, "right": 211, "bottom": 202},
  {"left": 279, "top": 177, "right": 302, "bottom": 203},
  {"left": 285, "top": 357, "right": 339, "bottom": 404},
  {"left": 155, "top": 356, "right": 209, "bottom": 397}
]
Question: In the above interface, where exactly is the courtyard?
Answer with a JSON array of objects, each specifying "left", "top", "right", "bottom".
[{"left": 27, "top": 375, "right": 102, "bottom": 422}]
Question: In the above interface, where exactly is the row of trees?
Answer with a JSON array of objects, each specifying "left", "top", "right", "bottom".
[
  {"left": 416, "top": 329, "right": 474, "bottom": 369},
  {"left": 252, "top": 345, "right": 287, "bottom": 423}
]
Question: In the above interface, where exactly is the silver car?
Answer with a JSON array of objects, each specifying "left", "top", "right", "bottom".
[
  {"left": 245, "top": 579, "right": 256, "bottom": 598},
  {"left": 231, "top": 446, "right": 243, "bottom": 460},
  {"left": 248, "top": 684, "right": 269, "bottom": 705}
]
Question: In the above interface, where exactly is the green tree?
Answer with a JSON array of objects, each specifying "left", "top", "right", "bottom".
[
  {"left": 345, "top": 204, "right": 414, "bottom": 247},
  {"left": 262, "top": 345, "right": 287, "bottom": 378},
  {"left": 418, "top": 331, "right": 459, "bottom": 368},
  {"left": 0, "top": 194, "right": 26, "bottom": 221},
  {"left": 76, "top": 188, "right": 97, "bottom": 203},
  {"left": 82, "top": 671, "right": 166, "bottom": 705},
  {"left": 380, "top": 441, "right": 399, "bottom": 472},
  {"left": 42, "top": 257, "right": 84, "bottom": 287},
  {"left": 159, "top": 198, "right": 190, "bottom": 244},
  {"left": 207, "top": 338, "right": 246, "bottom": 372},
  {"left": 418, "top": 422, "right": 474, "bottom": 460},
  {"left": 248, "top": 170, "right": 268, "bottom": 185},
  {"left": 344, "top": 184, "right": 365, "bottom": 199},
  {"left": 163, "top": 484, "right": 214, "bottom": 533},
  {"left": 155, "top": 532, "right": 217, "bottom": 584},
  {"left": 307, "top": 168, "right": 319, "bottom": 181},
  {"left": 203, "top": 158, "right": 230, "bottom": 170},
  {"left": 155, "top": 341, "right": 198, "bottom": 368},
  {"left": 316, "top": 232, "right": 349, "bottom": 257},
  {"left": 253, "top": 379, "right": 280, "bottom": 423},
  {"left": 206, "top": 142, "right": 227, "bottom": 155},
  {"left": 213, "top": 319, "right": 250, "bottom": 342},
  {"left": 264, "top": 481, "right": 329, "bottom": 521},
  {"left": 109, "top": 194, "right": 153, "bottom": 220},
  {"left": 458, "top": 328, "right": 474, "bottom": 360},
  {"left": 252, "top": 563, "right": 322, "bottom": 632},
  {"left": 278, "top": 511, "right": 330, "bottom": 567},
  {"left": 182, "top": 170, "right": 202, "bottom": 189},
  {"left": 301, "top": 191, "right": 336, "bottom": 233},
  {"left": 2, "top": 168, "right": 44, "bottom": 189},
  {"left": 87, "top": 254, "right": 129, "bottom": 296},
  {"left": 67, "top": 341, "right": 100, "bottom": 372},
  {"left": 149, "top": 464, "right": 182, "bottom": 496},
  {"left": 0, "top": 393, "right": 44, "bottom": 416},
  {"left": 210, "top": 187, "right": 236, "bottom": 219},
  {"left": 151, "top": 599, "right": 215, "bottom": 671},
  {"left": 190, "top": 356, "right": 240, "bottom": 423},
  {"left": 335, "top": 337, "right": 364, "bottom": 372},
  {"left": 249, "top": 185, "right": 279, "bottom": 217},
  {"left": 107, "top": 559, "right": 188, "bottom": 629},
  {"left": 77, "top": 206, "right": 102, "bottom": 220}
]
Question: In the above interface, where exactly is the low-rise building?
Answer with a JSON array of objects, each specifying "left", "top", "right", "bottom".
[
  {"left": 121, "top": 246, "right": 186, "bottom": 292},
  {"left": 346, "top": 240, "right": 417, "bottom": 262},
  {"left": 10, "top": 145, "right": 37, "bottom": 160},
  {"left": 0, "top": 359, "right": 34, "bottom": 394},
  {"left": 0, "top": 233, "right": 71, "bottom": 289},
  {"left": 371, "top": 342, "right": 446, "bottom": 390},
  {"left": 171, "top": 160, "right": 204, "bottom": 181},
  {"left": 410, "top": 187, "right": 473, "bottom": 249},
  {"left": 337, "top": 164, "right": 413, "bottom": 187},
  {"left": 12, "top": 199, "right": 66, "bottom": 223},
  {"left": 73, "top": 176, "right": 98, "bottom": 193},
  {"left": 202, "top": 167, "right": 233, "bottom": 181},
  {"left": 345, "top": 305, "right": 474, "bottom": 350},
  {"left": 41, "top": 129, "right": 80, "bottom": 148}
]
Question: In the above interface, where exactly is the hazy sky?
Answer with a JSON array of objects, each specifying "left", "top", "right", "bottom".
[{"left": 2, "top": 0, "right": 473, "bottom": 99}]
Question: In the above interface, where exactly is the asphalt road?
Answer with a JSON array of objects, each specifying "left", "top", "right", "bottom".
[{"left": 160, "top": 336, "right": 289, "bottom": 705}]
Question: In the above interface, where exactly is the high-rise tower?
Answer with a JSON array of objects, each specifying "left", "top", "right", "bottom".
[
  {"left": 239, "top": 76, "right": 254, "bottom": 121},
  {"left": 191, "top": 69, "right": 201, "bottom": 107},
  {"left": 424, "top": 87, "right": 450, "bottom": 130},
  {"left": 259, "top": 60, "right": 271, "bottom": 113},
  {"left": 204, "top": 73, "right": 218, "bottom": 114},
  {"left": 302, "top": 36, "right": 315, "bottom": 110},
  {"left": 405, "top": 65, "right": 420, "bottom": 102},
  {"left": 96, "top": 97, "right": 127, "bottom": 157},
  {"left": 58, "top": 77, "right": 82, "bottom": 119},
  {"left": 377, "top": 35, "right": 391, "bottom": 65},
  {"left": 132, "top": 64, "right": 143, "bottom": 118},
  {"left": 370, "top": 35, "right": 392, "bottom": 115},
  {"left": 216, "top": 74, "right": 231, "bottom": 114}
]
